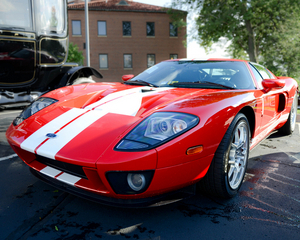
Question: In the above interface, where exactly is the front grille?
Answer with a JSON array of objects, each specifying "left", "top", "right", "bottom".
[{"left": 35, "top": 155, "right": 87, "bottom": 179}]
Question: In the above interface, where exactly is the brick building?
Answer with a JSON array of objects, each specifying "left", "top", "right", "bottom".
[{"left": 68, "top": 0, "right": 187, "bottom": 81}]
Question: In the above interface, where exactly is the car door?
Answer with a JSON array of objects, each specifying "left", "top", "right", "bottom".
[{"left": 250, "top": 63, "right": 279, "bottom": 136}]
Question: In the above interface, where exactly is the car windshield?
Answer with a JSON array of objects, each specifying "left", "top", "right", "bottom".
[
  {"left": 129, "top": 61, "right": 255, "bottom": 89},
  {"left": 0, "top": 0, "right": 33, "bottom": 31}
]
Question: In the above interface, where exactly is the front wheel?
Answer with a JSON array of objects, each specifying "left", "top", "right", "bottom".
[{"left": 198, "top": 113, "right": 250, "bottom": 198}]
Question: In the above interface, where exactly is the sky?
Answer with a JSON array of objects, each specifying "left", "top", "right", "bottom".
[{"left": 133, "top": 0, "right": 228, "bottom": 59}]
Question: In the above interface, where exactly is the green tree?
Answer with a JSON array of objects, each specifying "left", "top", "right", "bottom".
[
  {"left": 169, "top": 0, "right": 300, "bottom": 78},
  {"left": 67, "top": 42, "right": 84, "bottom": 66},
  {"left": 261, "top": 13, "right": 300, "bottom": 81}
]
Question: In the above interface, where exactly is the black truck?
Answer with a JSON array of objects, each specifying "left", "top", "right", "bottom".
[{"left": 0, "top": 0, "right": 102, "bottom": 108}]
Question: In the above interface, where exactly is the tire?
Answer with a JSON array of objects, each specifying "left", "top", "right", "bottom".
[
  {"left": 198, "top": 113, "right": 250, "bottom": 198},
  {"left": 278, "top": 92, "right": 298, "bottom": 135},
  {"left": 71, "top": 77, "right": 95, "bottom": 85}
]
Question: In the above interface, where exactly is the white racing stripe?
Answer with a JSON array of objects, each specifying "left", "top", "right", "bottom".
[
  {"left": 85, "top": 87, "right": 144, "bottom": 110},
  {"left": 93, "top": 90, "right": 143, "bottom": 116},
  {"left": 57, "top": 172, "right": 81, "bottom": 185},
  {"left": 39, "top": 166, "right": 81, "bottom": 186},
  {"left": 36, "top": 109, "right": 108, "bottom": 159},
  {"left": 21, "top": 87, "right": 173, "bottom": 162},
  {"left": 86, "top": 87, "right": 174, "bottom": 115},
  {"left": 40, "top": 166, "right": 62, "bottom": 178},
  {"left": 21, "top": 108, "right": 89, "bottom": 154}
]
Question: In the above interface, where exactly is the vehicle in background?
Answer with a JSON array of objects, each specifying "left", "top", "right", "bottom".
[{"left": 0, "top": 0, "right": 102, "bottom": 108}]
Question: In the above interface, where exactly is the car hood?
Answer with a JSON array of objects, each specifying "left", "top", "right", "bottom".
[{"left": 12, "top": 82, "right": 247, "bottom": 167}]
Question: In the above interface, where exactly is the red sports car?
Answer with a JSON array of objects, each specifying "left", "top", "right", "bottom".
[{"left": 6, "top": 59, "right": 298, "bottom": 207}]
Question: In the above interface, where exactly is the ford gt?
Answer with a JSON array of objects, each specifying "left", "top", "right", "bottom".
[{"left": 6, "top": 59, "right": 298, "bottom": 207}]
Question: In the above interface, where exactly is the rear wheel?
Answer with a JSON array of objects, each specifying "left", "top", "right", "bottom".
[
  {"left": 198, "top": 113, "right": 250, "bottom": 198},
  {"left": 279, "top": 92, "right": 298, "bottom": 135}
]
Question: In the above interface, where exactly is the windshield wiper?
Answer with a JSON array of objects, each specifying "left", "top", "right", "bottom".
[
  {"left": 124, "top": 80, "right": 158, "bottom": 87},
  {"left": 169, "top": 81, "right": 235, "bottom": 89},
  {"left": 201, "top": 81, "right": 236, "bottom": 89}
]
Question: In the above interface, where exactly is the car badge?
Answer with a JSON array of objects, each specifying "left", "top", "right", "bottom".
[{"left": 46, "top": 133, "right": 57, "bottom": 138}]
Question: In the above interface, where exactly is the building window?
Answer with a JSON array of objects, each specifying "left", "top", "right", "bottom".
[
  {"left": 123, "top": 21, "right": 131, "bottom": 36},
  {"left": 98, "top": 21, "right": 107, "bottom": 36},
  {"left": 124, "top": 54, "right": 132, "bottom": 68},
  {"left": 147, "top": 54, "right": 155, "bottom": 68},
  {"left": 72, "top": 20, "right": 81, "bottom": 35},
  {"left": 169, "top": 23, "right": 178, "bottom": 37},
  {"left": 99, "top": 54, "right": 108, "bottom": 69},
  {"left": 170, "top": 54, "right": 178, "bottom": 59},
  {"left": 146, "top": 22, "right": 155, "bottom": 36}
]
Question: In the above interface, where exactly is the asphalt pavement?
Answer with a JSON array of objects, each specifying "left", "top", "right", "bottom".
[{"left": 0, "top": 110, "right": 300, "bottom": 240}]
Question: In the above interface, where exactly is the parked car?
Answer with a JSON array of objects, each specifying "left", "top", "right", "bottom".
[{"left": 6, "top": 59, "right": 298, "bottom": 207}]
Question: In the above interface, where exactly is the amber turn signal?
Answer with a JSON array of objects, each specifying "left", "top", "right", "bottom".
[{"left": 186, "top": 145, "right": 203, "bottom": 155}]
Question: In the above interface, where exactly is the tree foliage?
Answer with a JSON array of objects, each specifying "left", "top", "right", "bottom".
[
  {"left": 261, "top": 13, "right": 300, "bottom": 80},
  {"left": 67, "top": 42, "right": 84, "bottom": 66},
  {"left": 169, "top": 0, "right": 300, "bottom": 80}
]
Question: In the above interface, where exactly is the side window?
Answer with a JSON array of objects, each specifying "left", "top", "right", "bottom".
[
  {"left": 35, "top": 0, "right": 66, "bottom": 35},
  {"left": 249, "top": 63, "right": 263, "bottom": 89},
  {"left": 251, "top": 62, "right": 273, "bottom": 79}
]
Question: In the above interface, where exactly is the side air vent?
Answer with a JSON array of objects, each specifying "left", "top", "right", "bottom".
[{"left": 278, "top": 94, "right": 286, "bottom": 112}]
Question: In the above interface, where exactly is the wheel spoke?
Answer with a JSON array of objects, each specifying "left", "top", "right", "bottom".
[
  {"left": 234, "top": 131, "right": 239, "bottom": 145},
  {"left": 228, "top": 165, "right": 234, "bottom": 179},
  {"left": 228, "top": 159, "right": 235, "bottom": 165},
  {"left": 231, "top": 142, "right": 238, "bottom": 148},
  {"left": 231, "top": 169, "right": 238, "bottom": 185},
  {"left": 235, "top": 162, "right": 241, "bottom": 173},
  {"left": 237, "top": 126, "right": 246, "bottom": 149},
  {"left": 239, "top": 126, "right": 244, "bottom": 144}
]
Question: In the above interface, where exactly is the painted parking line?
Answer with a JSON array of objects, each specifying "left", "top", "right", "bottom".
[{"left": 0, "top": 154, "right": 18, "bottom": 162}]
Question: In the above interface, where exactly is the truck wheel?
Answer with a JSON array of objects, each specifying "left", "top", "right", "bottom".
[
  {"left": 279, "top": 92, "right": 298, "bottom": 135},
  {"left": 198, "top": 113, "right": 250, "bottom": 198}
]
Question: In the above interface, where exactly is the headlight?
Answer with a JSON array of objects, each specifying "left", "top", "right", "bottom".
[
  {"left": 13, "top": 97, "right": 58, "bottom": 126},
  {"left": 115, "top": 112, "right": 199, "bottom": 151}
]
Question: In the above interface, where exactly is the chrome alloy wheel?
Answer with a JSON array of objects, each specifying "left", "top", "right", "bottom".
[{"left": 227, "top": 121, "right": 249, "bottom": 190}]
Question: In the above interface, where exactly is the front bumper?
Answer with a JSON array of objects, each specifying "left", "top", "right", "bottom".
[{"left": 30, "top": 167, "right": 196, "bottom": 208}]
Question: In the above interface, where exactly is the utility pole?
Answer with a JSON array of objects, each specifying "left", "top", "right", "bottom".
[{"left": 85, "top": 0, "right": 90, "bottom": 66}]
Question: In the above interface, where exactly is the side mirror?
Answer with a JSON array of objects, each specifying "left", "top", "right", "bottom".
[
  {"left": 122, "top": 74, "right": 134, "bottom": 81},
  {"left": 262, "top": 79, "right": 285, "bottom": 92}
]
